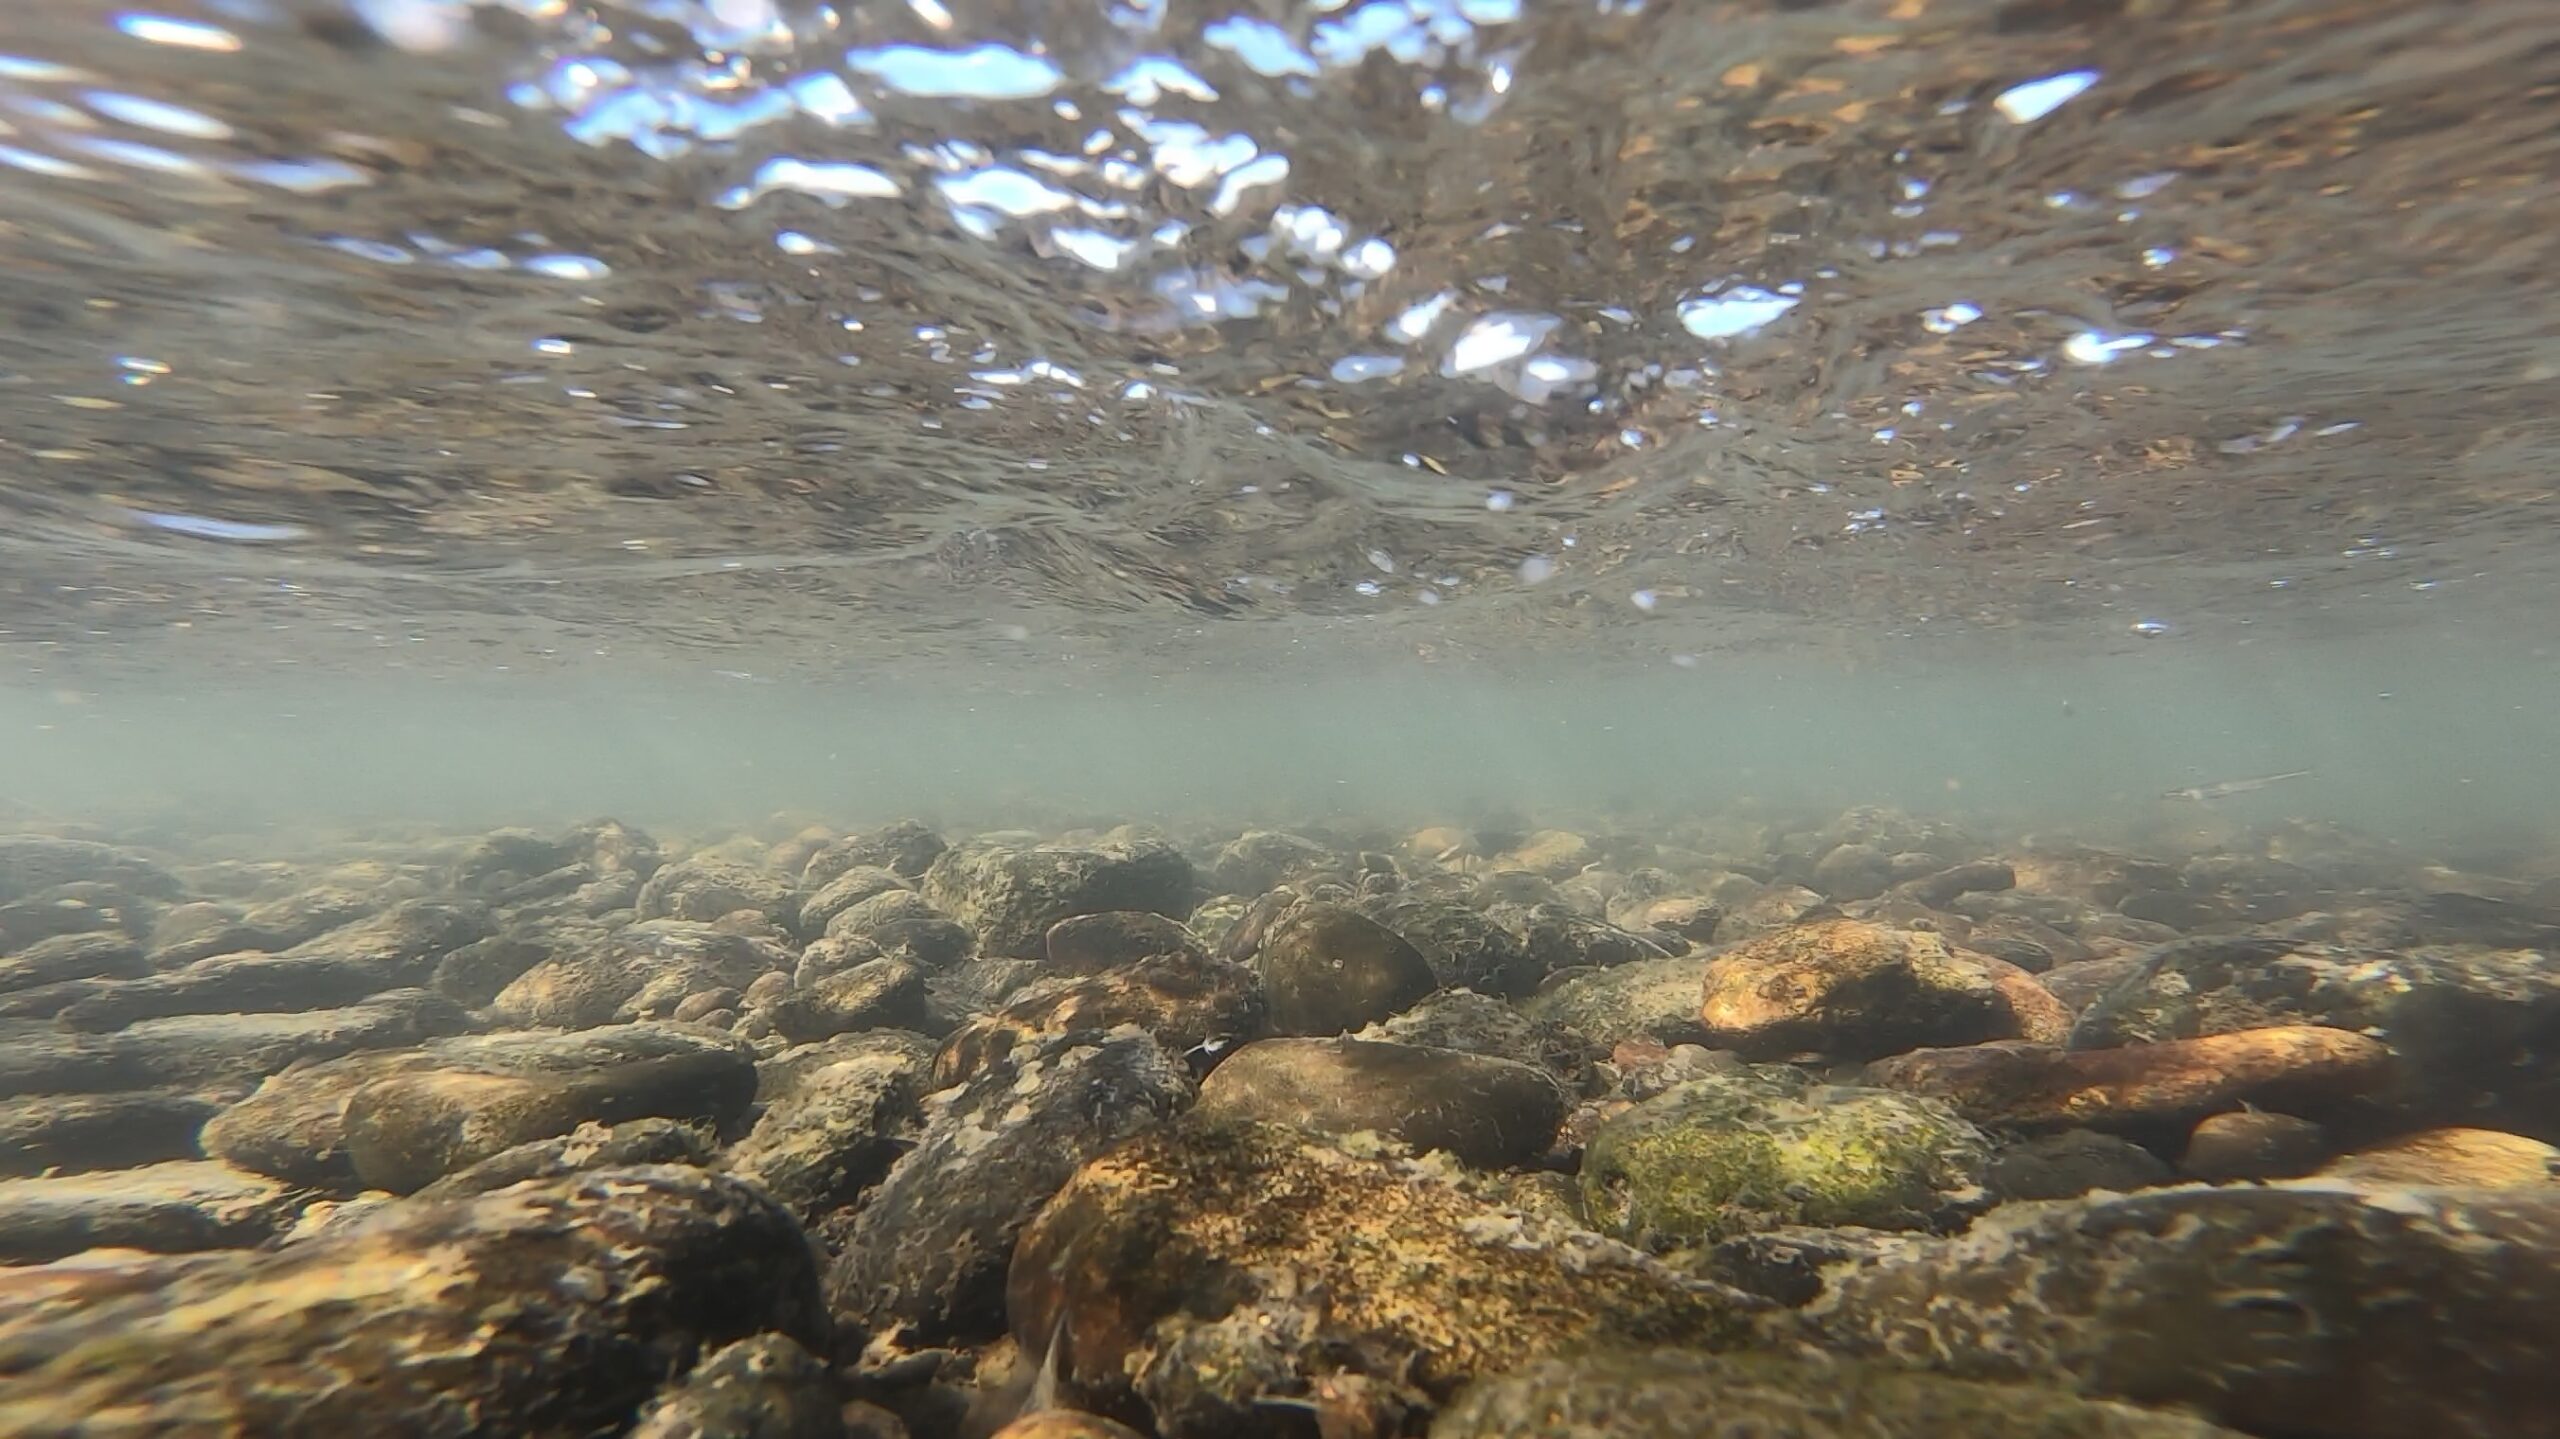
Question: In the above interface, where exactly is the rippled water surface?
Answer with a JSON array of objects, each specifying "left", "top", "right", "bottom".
[{"left": 0, "top": 0, "right": 2552, "bottom": 680}]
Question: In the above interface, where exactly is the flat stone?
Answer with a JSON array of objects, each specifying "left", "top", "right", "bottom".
[
  {"left": 1429, "top": 1350, "right": 2247, "bottom": 1439},
  {"left": 0, "top": 1165, "right": 827, "bottom": 1436},
  {"left": 0, "top": 1159, "right": 298, "bottom": 1263},
  {"left": 628, "top": 1333, "right": 845, "bottom": 1439},
  {"left": 1864, "top": 1026, "right": 2394, "bottom": 1136},
  {"left": 1520, "top": 951, "right": 1712, "bottom": 1050},
  {"left": 1042, "top": 910, "right": 1209, "bottom": 975},
  {"left": 0, "top": 990, "right": 469, "bottom": 1099},
  {"left": 202, "top": 1022, "right": 759, "bottom": 1193},
  {"left": 0, "top": 1091, "right": 217, "bottom": 1178},
  {"left": 2314, "top": 1127, "right": 2560, "bottom": 1189}
]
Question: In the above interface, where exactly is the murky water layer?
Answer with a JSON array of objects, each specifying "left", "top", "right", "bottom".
[{"left": 0, "top": 0, "right": 2554, "bottom": 673}]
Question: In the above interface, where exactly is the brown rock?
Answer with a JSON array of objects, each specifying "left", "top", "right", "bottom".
[
  {"left": 2180, "top": 1111, "right": 2332, "bottom": 1182},
  {"left": 1257, "top": 903, "right": 1437, "bottom": 1036},
  {"left": 1697, "top": 920, "right": 2040, "bottom": 1062},
  {"left": 1193, "top": 1037, "right": 1570, "bottom": 1168},
  {"left": 1864, "top": 1026, "right": 2393, "bottom": 1135},
  {"left": 935, "top": 954, "right": 1263, "bottom": 1088},
  {"left": 1043, "top": 911, "right": 1212, "bottom": 975},
  {"left": 2316, "top": 1127, "right": 2560, "bottom": 1189}
]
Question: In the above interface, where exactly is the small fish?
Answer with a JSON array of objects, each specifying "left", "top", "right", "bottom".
[{"left": 2161, "top": 770, "right": 2313, "bottom": 803}]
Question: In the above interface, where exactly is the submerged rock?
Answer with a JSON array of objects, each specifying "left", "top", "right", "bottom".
[
  {"left": 933, "top": 954, "right": 1263, "bottom": 1088},
  {"left": 922, "top": 837, "right": 1195, "bottom": 960},
  {"left": 756, "top": 956, "right": 935, "bottom": 1046},
  {"left": 802, "top": 820, "right": 947, "bottom": 886},
  {"left": 203, "top": 1022, "right": 759, "bottom": 1193},
  {"left": 0, "top": 1165, "right": 828, "bottom": 1437},
  {"left": 412, "top": 1117, "right": 719, "bottom": 1202},
  {"left": 1697, "top": 919, "right": 2057, "bottom": 1062},
  {"left": 1519, "top": 951, "right": 1712, "bottom": 1049},
  {"left": 627, "top": 1332, "right": 845, "bottom": 1439},
  {"left": 2178, "top": 1110, "right": 2332, "bottom": 1182},
  {"left": 492, "top": 921, "right": 792, "bottom": 1029},
  {"left": 1864, "top": 1025, "right": 2394, "bottom": 1136},
  {"left": 1798, "top": 1184, "right": 2560, "bottom": 1439},
  {"left": 1429, "top": 1350, "right": 2247, "bottom": 1439},
  {"left": 2314, "top": 1126, "right": 2560, "bottom": 1188},
  {"left": 1579, "top": 1065, "right": 1989, "bottom": 1248},
  {"left": 1255, "top": 902, "right": 1438, "bottom": 1036},
  {"left": 1041, "top": 910, "right": 1209, "bottom": 974},
  {"left": 1351, "top": 987, "right": 1588, "bottom": 1077},
  {"left": 727, "top": 1030, "right": 934, "bottom": 1219},
  {"left": 0, "top": 989, "right": 468, "bottom": 1098},
  {"left": 0, "top": 1159, "right": 298, "bottom": 1263},
  {"left": 0, "top": 1090, "right": 217, "bottom": 1178},
  {"left": 0, "top": 836, "right": 181, "bottom": 904},
  {"left": 1194, "top": 1037, "right": 1570, "bottom": 1168},
  {"left": 638, "top": 856, "right": 801, "bottom": 927},
  {"left": 1987, "top": 1130, "right": 2174, "bottom": 1202},
  {"left": 1007, "top": 1117, "right": 1760, "bottom": 1438},
  {"left": 0, "top": 934, "right": 148, "bottom": 994},
  {"left": 1355, "top": 895, "right": 1540, "bottom": 997},
  {"left": 826, "top": 1027, "right": 1193, "bottom": 1345}
]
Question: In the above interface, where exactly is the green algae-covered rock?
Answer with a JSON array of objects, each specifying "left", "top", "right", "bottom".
[
  {"left": 1430, "top": 1350, "right": 2250, "bottom": 1438},
  {"left": 1580, "top": 1065, "right": 1989, "bottom": 1248}
]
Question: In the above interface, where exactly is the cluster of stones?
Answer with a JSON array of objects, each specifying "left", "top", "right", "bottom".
[{"left": 1, "top": 808, "right": 2556, "bottom": 1438}]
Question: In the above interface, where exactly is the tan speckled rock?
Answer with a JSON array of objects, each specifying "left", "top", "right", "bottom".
[
  {"left": 1430, "top": 1350, "right": 2250, "bottom": 1438},
  {"left": 1194, "top": 1037, "right": 1570, "bottom": 1168},
  {"left": 1005, "top": 1117, "right": 1762, "bottom": 1439},
  {"left": 2314, "top": 1127, "right": 2560, "bottom": 1189},
  {"left": 0, "top": 1165, "right": 827, "bottom": 1438},
  {"left": 934, "top": 954, "right": 1264, "bottom": 1088},
  {"left": 1798, "top": 1184, "right": 2560, "bottom": 1439},
  {"left": 0, "top": 1159, "right": 299, "bottom": 1264},
  {"left": 1698, "top": 920, "right": 2047, "bottom": 1062}
]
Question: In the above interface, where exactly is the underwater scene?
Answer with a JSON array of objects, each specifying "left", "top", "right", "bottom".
[{"left": 2, "top": 0, "right": 2558, "bottom": 1434}]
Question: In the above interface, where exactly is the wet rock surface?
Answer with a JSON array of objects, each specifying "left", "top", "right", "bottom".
[
  {"left": 1194, "top": 1036, "right": 1571, "bottom": 1168},
  {"left": 3, "top": 804, "right": 2556, "bottom": 1439},
  {"left": 201, "top": 1021, "right": 760, "bottom": 1193},
  {"left": 1580, "top": 1065, "right": 1990, "bottom": 1248},
  {"left": 1007, "top": 1116, "right": 1761, "bottom": 1437},
  {"left": 826, "top": 1027, "right": 1194, "bottom": 1345},
  {"left": 1796, "top": 1184, "right": 2560, "bottom": 1439},
  {"left": 0, "top": 1165, "right": 827, "bottom": 1436},
  {"left": 1431, "top": 1350, "right": 2250, "bottom": 1438}
]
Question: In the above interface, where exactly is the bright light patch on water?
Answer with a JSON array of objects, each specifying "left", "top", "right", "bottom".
[
  {"left": 1386, "top": 291, "right": 1455, "bottom": 343},
  {"left": 1516, "top": 554, "right": 1555, "bottom": 584},
  {"left": 1677, "top": 287, "right": 1797, "bottom": 339},
  {"left": 938, "top": 167, "right": 1076, "bottom": 216},
  {"left": 1209, "top": 154, "right": 1289, "bottom": 217},
  {"left": 1203, "top": 17, "right": 1321, "bottom": 78},
  {"left": 114, "top": 15, "right": 242, "bottom": 52},
  {"left": 521, "top": 254, "right": 611, "bottom": 280},
  {"left": 0, "top": 55, "right": 90, "bottom": 82},
  {"left": 230, "top": 157, "right": 369, "bottom": 193},
  {"left": 0, "top": 145, "right": 97, "bottom": 180},
  {"left": 82, "top": 91, "right": 231, "bottom": 139},
  {"left": 1106, "top": 57, "right": 1219, "bottom": 104},
  {"left": 1048, "top": 228, "right": 1138, "bottom": 270},
  {"left": 1993, "top": 70, "right": 2098, "bottom": 124},
  {"left": 1921, "top": 302, "right": 1982, "bottom": 334},
  {"left": 130, "top": 510, "right": 306, "bottom": 542},
  {"left": 1444, "top": 311, "right": 1557, "bottom": 373},
  {"left": 2063, "top": 329, "right": 2153, "bottom": 365},
  {"left": 1329, "top": 354, "right": 1403, "bottom": 383},
  {"left": 65, "top": 136, "right": 205, "bottom": 175},
  {"left": 847, "top": 44, "right": 1064, "bottom": 100},
  {"left": 787, "top": 73, "right": 870, "bottom": 126},
  {"left": 729, "top": 157, "right": 902, "bottom": 207}
]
